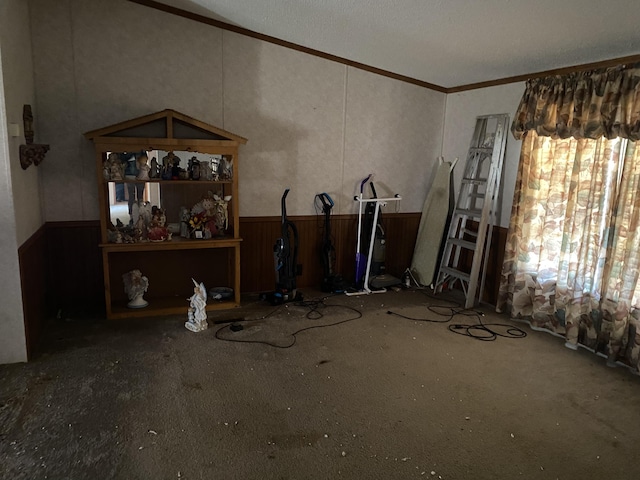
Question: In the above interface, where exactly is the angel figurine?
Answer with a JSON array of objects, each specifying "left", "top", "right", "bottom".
[
  {"left": 122, "top": 269, "right": 149, "bottom": 308},
  {"left": 185, "top": 278, "right": 208, "bottom": 332}
]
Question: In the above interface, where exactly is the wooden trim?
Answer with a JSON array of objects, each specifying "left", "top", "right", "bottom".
[
  {"left": 45, "top": 220, "right": 101, "bottom": 229},
  {"left": 84, "top": 108, "right": 248, "bottom": 143},
  {"left": 128, "top": 1, "right": 640, "bottom": 94},
  {"left": 84, "top": 110, "right": 169, "bottom": 138},
  {"left": 170, "top": 111, "right": 248, "bottom": 143},
  {"left": 240, "top": 212, "right": 421, "bottom": 223},
  {"left": 17, "top": 223, "right": 46, "bottom": 256},
  {"left": 127, "top": 0, "right": 448, "bottom": 93},
  {"left": 166, "top": 110, "right": 173, "bottom": 139},
  {"left": 446, "top": 54, "right": 640, "bottom": 93}
]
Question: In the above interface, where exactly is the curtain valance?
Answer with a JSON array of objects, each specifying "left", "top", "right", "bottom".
[{"left": 511, "top": 63, "right": 640, "bottom": 141}]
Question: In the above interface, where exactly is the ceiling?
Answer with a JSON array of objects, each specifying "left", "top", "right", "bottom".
[{"left": 145, "top": 0, "right": 640, "bottom": 90}]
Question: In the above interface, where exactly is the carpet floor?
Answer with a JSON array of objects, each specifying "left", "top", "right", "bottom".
[{"left": 1, "top": 288, "right": 639, "bottom": 479}]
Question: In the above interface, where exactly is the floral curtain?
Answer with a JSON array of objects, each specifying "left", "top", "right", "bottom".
[
  {"left": 498, "top": 65, "right": 640, "bottom": 373},
  {"left": 511, "top": 64, "right": 640, "bottom": 141}
]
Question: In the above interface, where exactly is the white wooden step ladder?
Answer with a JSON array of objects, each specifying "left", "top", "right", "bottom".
[{"left": 433, "top": 114, "right": 509, "bottom": 309}]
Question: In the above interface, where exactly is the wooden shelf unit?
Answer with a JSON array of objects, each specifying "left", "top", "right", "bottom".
[{"left": 85, "top": 109, "right": 247, "bottom": 320}]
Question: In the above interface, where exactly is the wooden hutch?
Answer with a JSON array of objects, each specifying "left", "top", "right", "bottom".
[{"left": 85, "top": 109, "right": 247, "bottom": 319}]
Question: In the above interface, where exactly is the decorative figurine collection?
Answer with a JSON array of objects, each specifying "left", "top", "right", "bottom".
[
  {"left": 104, "top": 149, "right": 233, "bottom": 243},
  {"left": 185, "top": 278, "right": 208, "bottom": 332},
  {"left": 186, "top": 191, "right": 231, "bottom": 239},
  {"left": 103, "top": 151, "right": 233, "bottom": 183},
  {"left": 108, "top": 201, "right": 172, "bottom": 243}
]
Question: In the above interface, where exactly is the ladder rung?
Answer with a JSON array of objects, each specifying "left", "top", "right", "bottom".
[
  {"left": 469, "top": 147, "right": 493, "bottom": 154},
  {"left": 455, "top": 208, "right": 482, "bottom": 218},
  {"left": 462, "top": 229, "right": 478, "bottom": 238},
  {"left": 440, "top": 267, "right": 470, "bottom": 283},
  {"left": 447, "top": 238, "right": 477, "bottom": 250},
  {"left": 462, "top": 178, "right": 488, "bottom": 185}
]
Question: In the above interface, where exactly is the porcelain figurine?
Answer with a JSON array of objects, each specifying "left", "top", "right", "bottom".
[
  {"left": 185, "top": 279, "right": 208, "bottom": 332},
  {"left": 136, "top": 154, "right": 150, "bottom": 181},
  {"left": 122, "top": 269, "right": 149, "bottom": 308},
  {"left": 107, "top": 152, "right": 124, "bottom": 181},
  {"left": 149, "top": 156, "right": 159, "bottom": 178}
]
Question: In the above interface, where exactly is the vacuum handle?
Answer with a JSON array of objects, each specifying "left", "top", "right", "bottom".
[
  {"left": 281, "top": 188, "right": 290, "bottom": 223},
  {"left": 369, "top": 182, "right": 377, "bottom": 199},
  {"left": 360, "top": 174, "right": 372, "bottom": 194},
  {"left": 317, "top": 192, "right": 334, "bottom": 212}
]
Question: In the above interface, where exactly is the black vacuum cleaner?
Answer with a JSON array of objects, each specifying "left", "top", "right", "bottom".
[
  {"left": 316, "top": 193, "right": 347, "bottom": 293},
  {"left": 263, "top": 188, "right": 302, "bottom": 305}
]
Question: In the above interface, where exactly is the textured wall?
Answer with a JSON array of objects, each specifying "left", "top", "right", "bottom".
[
  {"left": 0, "top": 0, "right": 34, "bottom": 363},
  {"left": 30, "top": 0, "right": 446, "bottom": 221},
  {"left": 442, "top": 83, "right": 525, "bottom": 227},
  {"left": 1, "top": 0, "right": 41, "bottom": 246}
]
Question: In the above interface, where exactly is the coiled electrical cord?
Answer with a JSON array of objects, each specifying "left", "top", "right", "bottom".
[
  {"left": 214, "top": 297, "right": 362, "bottom": 349},
  {"left": 387, "top": 290, "right": 527, "bottom": 342}
]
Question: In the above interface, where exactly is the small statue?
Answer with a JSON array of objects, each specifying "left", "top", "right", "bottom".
[
  {"left": 161, "top": 152, "right": 182, "bottom": 180},
  {"left": 149, "top": 157, "right": 159, "bottom": 178},
  {"left": 122, "top": 269, "right": 149, "bottom": 308},
  {"left": 185, "top": 279, "right": 208, "bottom": 332},
  {"left": 171, "top": 154, "right": 183, "bottom": 179},
  {"left": 147, "top": 206, "right": 171, "bottom": 242},
  {"left": 200, "top": 161, "right": 212, "bottom": 181},
  {"left": 136, "top": 154, "right": 150, "bottom": 181},
  {"left": 106, "top": 152, "right": 124, "bottom": 181},
  {"left": 150, "top": 206, "right": 166, "bottom": 228},
  {"left": 180, "top": 206, "right": 190, "bottom": 238},
  {"left": 188, "top": 156, "right": 201, "bottom": 180},
  {"left": 221, "top": 157, "right": 233, "bottom": 180}
]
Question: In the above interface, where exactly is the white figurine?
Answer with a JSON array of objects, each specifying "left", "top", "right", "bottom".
[
  {"left": 136, "top": 154, "right": 150, "bottom": 181},
  {"left": 122, "top": 269, "right": 149, "bottom": 308},
  {"left": 185, "top": 278, "right": 208, "bottom": 332}
]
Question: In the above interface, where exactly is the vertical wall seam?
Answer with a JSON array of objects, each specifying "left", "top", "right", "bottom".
[
  {"left": 440, "top": 91, "right": 448, "bottom": 159},
  {"left": 340, "top": 65, "right": 348, "bottom": 215},
  {"left": 26, "top": 0, "right": 45, "bottom": 227},
  {"left": 68, "top": 0, "right": 83, "bottom": 220},
  {"left": 221, "top": 29, "right": 225, "bottom": 129}
]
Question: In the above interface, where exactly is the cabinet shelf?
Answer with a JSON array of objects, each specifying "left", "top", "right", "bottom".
[
  {"left": 104, "top": 179, "right": 233, "bottom": 185},
  {"left": 108, "top": 296, "right": 240, "bottom": 320},
  {"left": 85, "top": 108, "right": 247, "bottom": 320},
  {"left": 100, "top": 236, "right": 242, "bottom": 252}
]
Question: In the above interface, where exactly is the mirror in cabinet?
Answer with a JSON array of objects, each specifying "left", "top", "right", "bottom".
[{"left": 103, "top": 149, "right": 235, "bottom": 244}]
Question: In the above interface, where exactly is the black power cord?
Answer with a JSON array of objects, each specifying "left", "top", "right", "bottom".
[
  {"left": 214, "top": 296, "right": 362, "bottom": 349},
  {"left": 386, "top": 290, "right": 527, "bottom": 342}
]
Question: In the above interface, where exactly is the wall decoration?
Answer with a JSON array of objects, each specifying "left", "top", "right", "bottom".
[{"left": 19, "top": 105, "right": 50, "bottom": 170}]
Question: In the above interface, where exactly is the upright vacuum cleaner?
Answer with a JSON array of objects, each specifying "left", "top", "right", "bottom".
[
  {"left": 316, "top": 193, "right": 347, "bottom": 293},
  {"left": 264, "top": 188, "right": 302, "bottom": 305},
  {"left": 347, "top": 175, "right": 402, "bottom": 295},
  {"left": 365, "top": 182, "right": 401, "bottom": 290}
]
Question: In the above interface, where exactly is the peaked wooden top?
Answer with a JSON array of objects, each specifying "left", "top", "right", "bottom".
[{"left": 84, "top": 109, "right": 248, "bottom": 144}]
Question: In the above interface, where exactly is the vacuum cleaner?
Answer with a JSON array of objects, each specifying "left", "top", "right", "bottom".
[
  {"left": 348, "top": 175, "right": 401, "bottom": 294},
  {"left": 263, "top": 188, "right": 302, "bottom": 305},
  {"left": 316, "top": 193, "right": 347, "bottom": 293},
  {"left": 365, "top": 182, "right": 401, "bottom": 290}
]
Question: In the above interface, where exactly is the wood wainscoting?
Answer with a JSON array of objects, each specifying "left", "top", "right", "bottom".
[
  {"left": 16, "top": 216, "right": 506, "bottom": 358},
  {"left": 18, "top": 225, "right": 47, "bottom": 359},
  {"left": 20, "top": 216, "right": 506, "bottom": 351},
  {"left": 44, "top": 221, "right": 105, "bottom": 316},
  {"left": 240, "top": 212, "right": 422, "bottom": 294}
]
